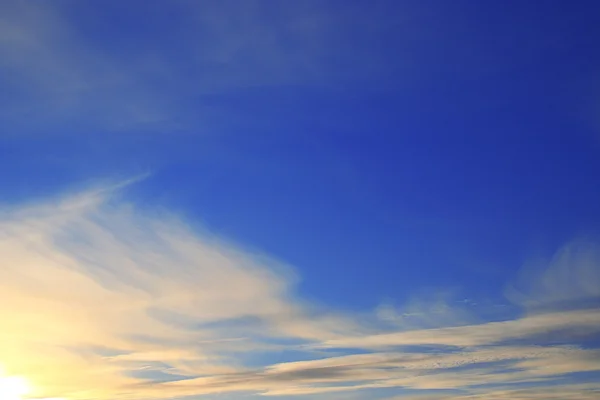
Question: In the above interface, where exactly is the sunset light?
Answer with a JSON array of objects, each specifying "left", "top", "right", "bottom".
[
  {"left": 0, "top": 375, "right": 30, "bottom": 400},
  {"left": 2, "top": 1, "right": 600, "bottom": 399}
]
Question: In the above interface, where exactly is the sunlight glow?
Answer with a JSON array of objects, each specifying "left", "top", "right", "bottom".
[{"left": 0, "top": 375, "right": 30, "bottom": 400}]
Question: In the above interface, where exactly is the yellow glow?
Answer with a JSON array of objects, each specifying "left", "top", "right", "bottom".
[{"left": 0, "top": 375, "right": 30, "bottom": 400}]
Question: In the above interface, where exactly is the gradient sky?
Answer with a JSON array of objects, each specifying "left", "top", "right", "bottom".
[{"left": 1, "top": 1, "right": 600, "bottom": 399}]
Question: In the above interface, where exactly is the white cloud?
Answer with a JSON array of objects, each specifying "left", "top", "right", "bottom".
[{"left": 506, "top": 238, "right": 600, "bottom": 310}]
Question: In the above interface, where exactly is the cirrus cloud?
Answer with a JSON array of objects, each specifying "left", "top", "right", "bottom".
[{"left": 1, "top": 181, "right": 599, "bottom": 399}]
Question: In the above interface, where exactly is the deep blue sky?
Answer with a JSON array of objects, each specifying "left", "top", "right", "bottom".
[
  {"left": 1, "top": 1, "right": 600, "bottom": 398},
  {"left": 3, "top": 0, "right": 599, "bottom": 308}
]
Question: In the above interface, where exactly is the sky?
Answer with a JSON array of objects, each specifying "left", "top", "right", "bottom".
[{"left": 1, "top": 1, "right": 600, "bottom": 399}]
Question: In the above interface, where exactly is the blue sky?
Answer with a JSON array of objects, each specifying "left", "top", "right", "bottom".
[{"left": 1, "top": 1, "right": 600, "bottom": 399}]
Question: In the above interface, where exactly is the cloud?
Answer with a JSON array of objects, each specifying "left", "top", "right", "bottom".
[
  {"left": 0, "top": 1, "right": 403, "bottom": 136},
  {"left": 0, "top": 181, "right": 357, "bottom": 399},
  {"left": 375, "top": 290, "right": 481, "bottom": 330},
  {"left": 439, "top": 383, "right": 600, "bottom": 399},
  {"left": 506, "top": 238, "right": 600, "bottom": 311},
  {"left": 1, "top": 182, "right": 600, "bottom": 399},
  {"left": 320, "top": 308, "right": 600, "bottom": 349},
  {"left": 0, "top": 1, "right": 180, "bottom": 134}
]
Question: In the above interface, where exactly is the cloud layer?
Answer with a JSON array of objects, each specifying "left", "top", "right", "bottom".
[{"left": 1, "top": 183, "right": 599, "bottom": 399}]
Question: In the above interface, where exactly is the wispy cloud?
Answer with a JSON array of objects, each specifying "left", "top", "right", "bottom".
[
  {"left": 506, "top": 238, "right": 600, "bottom": 310},
  {"left": 0, "top": 1, "right": 404, "bottom": 136},
  {"left": 438, "top": 383, "right": 600, "bottom": 399},
  {"left": 1, "top": 182, "right": 599, "bottom": 399},
  {"left": 0, "top": 181, "right": 357, "bottom": 399},
  {"left": 0, "top": 1, "right": 181, "bottom": 134}
]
